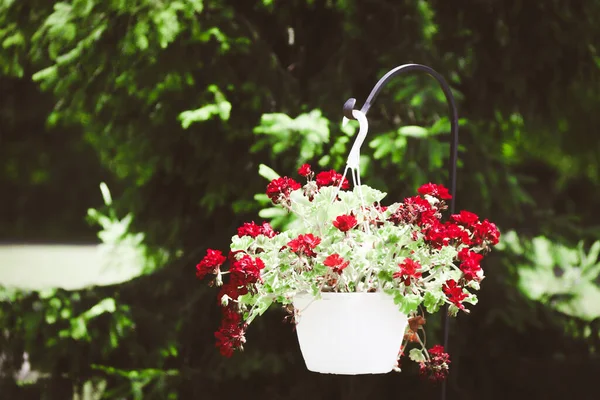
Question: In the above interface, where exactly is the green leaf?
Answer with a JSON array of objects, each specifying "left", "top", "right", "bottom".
[
  {"left": 258, "top": 207, "right": 288, "bottom": 219},
  {"left": 398, "top": 125, "right": 429, "bottom": 138},
  {"left": 394, "top": 292, "right": 421, "bottom": 314},
  {"left": 32, "top": 65, "right": 58, "bottom": 83},
  {"left": 409, "top": 348, "right": 426, "bottom": 363},
  {"left": 258, "top": 164, "right": 280, "bottom": 181},
  {"left": 423, "top": 292, "right": 444, "bottom": 314},
  {"left": 178, "top": 86, "right": 231, "bottom": 128},
  {"left": 70, "top": 317, "right": 88, "bottom": 340},
  {"left": 82, "top": 298, "right": 116, "bottom": 320},
  {"left": 252, "top": 296, "right": 274, "bottom": 321},
  {"left": 2, "top": 32, "right": 24, "bottom": 48}
]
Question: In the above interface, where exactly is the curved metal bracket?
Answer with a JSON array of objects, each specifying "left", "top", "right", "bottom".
[
  {"left": 342, "top": 64, "right": 459, "bottom": 400},
  {"left": 342, "top": 63, "right": 459, "bottom": 215}
]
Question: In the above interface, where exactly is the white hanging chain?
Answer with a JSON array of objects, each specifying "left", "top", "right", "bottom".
[{"left": 330, "top": 109, "right": 371, "bottom": 233}]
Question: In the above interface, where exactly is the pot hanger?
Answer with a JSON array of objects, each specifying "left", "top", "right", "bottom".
[{"left": 340, "top": 63, "right": 459, "bottom": 400}]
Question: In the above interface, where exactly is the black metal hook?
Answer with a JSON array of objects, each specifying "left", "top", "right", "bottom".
[{"left": 343, "top": 63, "right": 459, "bottom": 400}]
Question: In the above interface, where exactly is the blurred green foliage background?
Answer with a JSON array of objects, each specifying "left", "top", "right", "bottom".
[{"left": 1, "top": 0, "right": 599, "bottom": 399}]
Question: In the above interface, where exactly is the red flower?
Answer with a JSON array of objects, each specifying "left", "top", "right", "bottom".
[
  {"left": 323, "top": 253, "right": 350, "bottom": 274},
  {"left": 473, "top": 219, "right": 500, "bottom": 246},
  {"left": 315, "top": 169, "right": 349, "bottom": 189},
  {"left": 214, "top": 309, "right": 247, "bottom": 357},
  {"left": 266, "top": 177, "right": 301, "bottom": 204},
  {"left": 457, "top": 248, "right": 483, "bottom": 264},
  {"left": 393, "top": 258, "right": 423, "bottom": 286},
  {"left": 298, "top": 163, "right": 312, "bottom": 177},
  {"left": 417, "top": 183, "right": 452, "bottom": 200},
  {"left": 218, "top": 282, "right": 248, "bottom": 302},
  {"left": 332, "top": 214, "right": 358, "bottom": 232},
  {"left": 419, "top": 345, "right": 451, "bottom": 382},
  {"left": 389, "top": 196, "right": 437, "bottom": 226},
  {"left": 237, "top": 222, "right": 263, "bottom": 238},
  {"left": 230, "top": 254, "right": 265, "bottom": 285},
  {"left": 237, "top": 221, "right": 277, "bottom": 238},
  {"left": 423, "top": 220, "right": 449, "bottom": 248},
  {"left": 443, "top": 222, "right": 472, "bottom": 245},
  {"left": 287, "top": 233, "right": 322, "bottom": 257},
  {"left": 460, "top": 262, "right": 482, "bottom": 282},
  {"left": 425, "top": 221, "right": 471, "bottom": 249},
  {"left": 260, "top": 222, "right": 277, "bottom": 238},
  {"left": 442, "top": 279, "right": 468, "bottom": 309},
  {"left": 457, "top": 248, "right": 484, "bottom": 282},
  {"left": 451, "top": 210, "right": 479, "bottom": 227},
  {"left": 196, "top": 249, "right": 226, "bottom": 280}
]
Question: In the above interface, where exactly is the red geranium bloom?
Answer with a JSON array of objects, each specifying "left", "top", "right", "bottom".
[
  {"left": 237, "top": 221, "right": 277, "bottom": 238},
  {"left": 443, "top": 222, "right": 472, "bottom": 245},
  {"left": 287, "top": 233, "right": 322, "bottom": 257},
  {"left": 423, "top": 220, "right": 449, "bottom": 249},
  {"left": 196, "top": 249, "right": 227, "bottom": 279},
  {"left": 419, "top": 345, "right": 451, "bottom": 382},
  {"left": 457, "top": 248, "right": 483, "bottom": 265},
  {"left": 218, "top": 282, "right": 248, "bottom": 302},
  {"left": 260, "top": 222, "right": 277, "bottom": 238},
  {"left": 266, "top": 177, "right": 301, "bottom": 204},
  {"left": 315, "top": 169, "right": 349, "bottom": 189},
  {"left": 323, "top": 253, "right": 350, "bottom": 274},
  {"left": 393, "top": 258, "right": 423, "bottom": 286},
  {"left": 473, "top": 219, "right": 500, "bottom": 246},
  {"left": 332, "top": 214, "right": 358, "bottom": 232},
  {"left": 457, "top": 248, "right": 484, "bottom": 281},
  {"left": 237, "top": 222, "right": 263, "bottom": 238},
  {"left": 389, "top": 196, "right": 437, "bottom": 226},
  {"left": 298, "top": 163, "right": 312, "bottom": 177},
  {"left": 451, "top": 210, "right": 479, "bottom": 227},
  {"left": 460, "top": 262, "right": 482, "bottom": 282},
  {"left": 230, "top": 254, "right": 265, "bottom": 285},
  {"left": 417, "top": 183, "right": 452, "bottom": 200},
  {"left": 425, "top": 221, "right": 471, "bottom": 248},
  {"left": 214, "top": 310, "right": 247, "bottom": 357},
  {"left": 442, "top": 279, "right": 468, "bottom": 309}
]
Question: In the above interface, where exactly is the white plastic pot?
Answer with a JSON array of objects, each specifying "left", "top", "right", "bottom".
[{"left": 293, "top": 292, "right": 408, "bottom": 375}]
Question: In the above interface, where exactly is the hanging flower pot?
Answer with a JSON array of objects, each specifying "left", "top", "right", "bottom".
[
  {"left": 195, "top": 64, "right": 501, "bottom": 381},
  {"left": 293, "top": 292, "right": 408, "bottom": 374}
]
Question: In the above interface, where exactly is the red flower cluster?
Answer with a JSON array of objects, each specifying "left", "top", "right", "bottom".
[
  {"left": 473, "top": 219, "right": 500, "bottom": 246},
  {"left": 393, "top": 258, "right": 423, "bottom": 286},
  {"left": 230, "top": 254, "right": 265, "bottom": 285},
  {"left": 457, "top": 248, "right": 483, "bottom": 282},
  {"left": 442, "top": 279, "right": 468, "bottom": 309},
  {"left": 195, "top": 248, "right": 268, "bottom": 357},
  {"left": 266, "top": 177, "right": 301, "bottom": 204},
  {"left": 287, "top": 233, "right": 322, "bottom": 257},
  {"left": 419, "top": 345, "right": 451, "bottom": 382},
  {"left": 389, "top": 195, "right": 437, "bottom": 227},
  {"left": 418, "top": 183, "right": 452, "bottom": 200},
  {"left": 315, "top": 169, "right": 349, "bottom": 189},
  {"left": 424, "top": 220, "right": 471, "bottom": 249},
  {"left": 323, "top": 253, "right": 350, "bottom": 274},
  {"left": 451, "top": 210, "right": 479, "bottom": 226},
  {"left": 451, "top": 211, "right": 500, "bottom": 247},
  {"left": 237, "top": 221, "right": 277, "bottom": 238},
  {"left": 196, "top": 249, "right": 226, "bottom": 280},
  {"left": 298, "top": 164, "right": 312, "bottom": 177},
  {"left": 215, "top": 306, "right": 247, "bottom": 357},
  {"left": 332, "top": 214, "right": 358, "bottom": 232}
]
